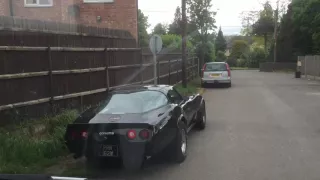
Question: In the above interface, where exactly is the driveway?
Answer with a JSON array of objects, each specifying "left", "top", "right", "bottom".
[{"left": 91, "top": 70, "right": 320, "bottom": 180}]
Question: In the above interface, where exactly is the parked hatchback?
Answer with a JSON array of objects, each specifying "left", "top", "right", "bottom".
[{"left": 201, "top": 62, "right": 231, "bottom": 87}]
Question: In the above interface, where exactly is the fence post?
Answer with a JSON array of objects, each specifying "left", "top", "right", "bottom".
[
  {"left": 104, "top": 48, "right": 110, "bottom": 90},
  {"left": 140, "top": 49, "right": 143, "bottom": 84},
  {"left": 168, "top": 59, "right": 171, "bottom": 85},
  {"left": 157, "top": 59, "right": 160, "bottom": 84},
  {"left": 314, "top": 56, "right": 316, "bottom": 80},
  {"left": 47, "top": 47, "right": 54, "bottom": 114},
  {"left": 305, "top": 56, "right": 307, "bottom": 78}
]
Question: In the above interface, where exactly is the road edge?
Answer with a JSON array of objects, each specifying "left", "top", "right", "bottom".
[{"left": 197, "top": 88, "right": 205, "bottom": 95}]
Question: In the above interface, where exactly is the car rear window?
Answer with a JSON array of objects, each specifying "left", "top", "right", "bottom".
[
  {"left": 205, "top": 63, "right": 227, "bottom": 71},
  {"left": 98, "top": 90, "right": 168, "bottom": 114}
]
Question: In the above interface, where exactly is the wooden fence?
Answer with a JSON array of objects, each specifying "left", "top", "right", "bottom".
[{"left": 0, "top": 46, "right": 198, "bottom": 125}]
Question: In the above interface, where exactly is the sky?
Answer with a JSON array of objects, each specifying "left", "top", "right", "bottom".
[{"left": 138, "top": 0, "right": 280, "bottom": 35}]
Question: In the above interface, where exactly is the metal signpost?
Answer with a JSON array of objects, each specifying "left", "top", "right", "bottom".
[{"left": 149, "top": 35, "right": 163, "bottom": 85}]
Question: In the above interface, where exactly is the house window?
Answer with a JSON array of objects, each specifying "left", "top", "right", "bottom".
[
  {"left": 24, "top": 0, "right": 53, "bottom": 7},
  {"left": 83, "top": 0, "right": 114, "bottom": 3}
]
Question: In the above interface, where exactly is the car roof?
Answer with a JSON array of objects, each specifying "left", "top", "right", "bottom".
[
  {"left": 206, "top": 62, "right": 226, "bottom": 64},
  {"left": 110, "top": 84, "right": 173, "bottom": 94}
]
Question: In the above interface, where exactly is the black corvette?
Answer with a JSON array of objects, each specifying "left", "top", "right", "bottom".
[{"left": 64, "top": 85, "right": 206, "bottom": 170}]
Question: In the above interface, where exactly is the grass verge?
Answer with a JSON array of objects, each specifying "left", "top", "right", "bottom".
[
  {"left": 230, "top": 67, "right": 259, "bottom": 70},
  {"left": 0, "top": 110, "right": 78, "bottom": 174},
  {"left": 174, "top": 77, "right": 202, "bottom": 96}
]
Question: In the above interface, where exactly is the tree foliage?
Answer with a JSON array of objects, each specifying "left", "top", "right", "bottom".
[
  {"left": 168, "top": 7, "right": 182, "bottom": 35},
  {"left": 161, "top": 34, "right": 193, "bottom": 51},
  {"left": 215, "top": 27, "right": 227, "bottom": 53},
  {"left": 138, "top": 9, "right": 150, "bottom": 47},
  {"left": 187, "top": 0, "right": 217, "bottom": 67},
  {"left": 251, "top": 1, "right": 275, "bottom": 51},
  {"left": 230, "top": 40, "right": 249, "bottom": 59},
  {"left": 152, "top": 23, "right": 168, "bottom": 35},
  {"left": 274, "top": 0, "right": 320, "bottom": 63}
]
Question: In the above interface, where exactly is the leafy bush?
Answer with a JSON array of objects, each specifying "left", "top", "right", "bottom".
[{"left": 161, "top": 34, "right": 193, "bottom": 52}]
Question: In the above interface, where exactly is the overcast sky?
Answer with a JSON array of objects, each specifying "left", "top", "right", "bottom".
[{"left": 138, "top": 0, "right": 280, "bottom": 35}]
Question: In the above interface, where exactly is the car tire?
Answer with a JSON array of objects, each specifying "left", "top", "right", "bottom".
[
  {"left": 227, "top": 82, "right": 231, "bottom": 88},
  {"left": 168, "top": 121, "right": 188, "bottom": 163},
  {"left": 196, "top": 105, "right": 206, "bottom": 130}
]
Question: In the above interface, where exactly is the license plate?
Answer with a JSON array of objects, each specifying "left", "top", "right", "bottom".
[
  {"left": 210, "top": 74, "right": 220, "bottom": 77},
  {"left": 99, "top": 145, "right": 118, "bottom": 157}
]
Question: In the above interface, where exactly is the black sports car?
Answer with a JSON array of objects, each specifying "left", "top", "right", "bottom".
[{"left": 64, "top": 85, "right": 206, "bottom": 170}]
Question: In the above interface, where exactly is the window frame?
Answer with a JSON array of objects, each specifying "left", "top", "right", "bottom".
[
  {"left": 83, "top": 0, "right": 114, "bottom": 3},
  {"left": 167, "top": 88, "right": 184, "bottom": 104},
  {"left": 24, "top": 0, "right": 53, "bottom": 7}
]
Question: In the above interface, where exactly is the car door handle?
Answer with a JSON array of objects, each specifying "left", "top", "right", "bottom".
[{"left": 158, "top": 113, "right": 164, "bottom": 117}]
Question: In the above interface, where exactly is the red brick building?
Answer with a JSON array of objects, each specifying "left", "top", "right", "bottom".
[{"left": 0, "top": 0, "right": 138, "bottom": 39}]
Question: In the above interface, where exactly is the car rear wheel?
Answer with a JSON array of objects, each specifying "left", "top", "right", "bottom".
[
  {"left": 196, "top": 106, "right": 206, "bottom": 130},
  {"left": 168, "top": 121, "right": 188, "bottom": 163},
  {"left": 227, "top": 82, "right": 231, "bottom": 88}
]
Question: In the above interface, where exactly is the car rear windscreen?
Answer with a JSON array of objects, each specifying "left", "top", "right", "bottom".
[
  {"left": 205, "top": 63, "right": 227, "bottom": 71},
  {"left": 97, "top": 90, "right": 168, "bottom": 114}
]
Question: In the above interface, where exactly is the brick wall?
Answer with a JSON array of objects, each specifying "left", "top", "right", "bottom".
[
  {"left": 0, "top": 1, "right": 9, "bottom": 16},
  {"left": 2, "top": 0, "right": 138, "bottom": 40}
]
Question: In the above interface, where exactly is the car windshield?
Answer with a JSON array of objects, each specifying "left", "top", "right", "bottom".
[
  {"left": 98, "top": 90, "right": 168, "bottom": 114},
  {"left": 205, "top": 63, "right": 227, "bottom": 71}
]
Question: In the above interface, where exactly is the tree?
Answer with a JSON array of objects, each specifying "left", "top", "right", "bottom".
[
  {"left": 215, "top": 27, "right": 227, "bottom": 53},
  {"left": 152, "top": 23, "right": 167, "bottom": 35},
  {"left": 216, "top": 50, "right": 227, "bottom": 62},
  {"left": 240, "top": 11, "right": 259, "bottom": 36},
  {"left": 138, "top": 9, "right": 150, "bottom": 47},
  {"left": 168, "top": 6, "right": 182, "bottom": 35},
  {"left": 230, "top": 40, "right": 249, "bottom": 59},
  {"left": 161, "top": 34, "right": 193, "bottom": 51},
  {"left": 251, "top": 1, "right": 275, "bottom": 51},
  {"left": 187, "top": 0, "right": 217, "bottom": 71}
]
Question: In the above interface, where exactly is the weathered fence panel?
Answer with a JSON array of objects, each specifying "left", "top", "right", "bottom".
[
  {"left": 0, "top": 16, "right": 198, "bottom": 126},
  {"left": 0, "top": 46, "right": 198, "bottom": 125},
  {"left": 299, "top": 55, "right": 320, "bottom": 78},
  {"left": 259, "top": 62, "right": 296, "bottom": 72}
]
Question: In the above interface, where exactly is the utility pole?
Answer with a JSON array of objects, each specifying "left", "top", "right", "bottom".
[
  {"left": 181, "top": 0, "right": 187, "bottom": 88},
  {"left": 273, "top": 0, "right": 279, "bottom": 66}
]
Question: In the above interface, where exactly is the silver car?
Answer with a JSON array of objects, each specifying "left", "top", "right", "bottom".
[{"left": 201, "top": 62, "right": 231, "bottom": 87}]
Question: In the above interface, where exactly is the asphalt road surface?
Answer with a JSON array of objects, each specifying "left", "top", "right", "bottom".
[{"left": 92, "top": 70, "right": 320, "bottom": 180}]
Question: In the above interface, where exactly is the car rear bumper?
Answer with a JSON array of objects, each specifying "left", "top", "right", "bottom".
[{"left": 201, "top": 77, "right": 231, "bottom": 84}]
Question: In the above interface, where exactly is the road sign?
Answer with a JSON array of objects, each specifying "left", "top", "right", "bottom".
[
  {"left": 149, "top": 35, "right": 163, "bottom": 55},
  {"left": 149, "top": 35, "right": 163, "bottom": 85}
]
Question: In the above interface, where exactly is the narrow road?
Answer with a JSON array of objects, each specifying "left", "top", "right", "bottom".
[{"left": 95, "top": 70, "right": 320, "bottom": 180}]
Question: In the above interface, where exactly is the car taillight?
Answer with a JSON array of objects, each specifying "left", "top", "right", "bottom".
[
  {"left": 127, "top": 130, "right": 137, "bottom": 140},
  {"left": 70, "top": 131, "right": 88, "bottom": 139},
  {"left": 81, "top": 131, "right": 88, "bottom": 138},
  {"left": 226, "top": 64, "right": 231, "bottom": 77},
  {"left": 139, "top": 129, "right": 150, "bottom": 140},
  {"left": 201, "top": 64, "right": 207, "bottom": 77}
]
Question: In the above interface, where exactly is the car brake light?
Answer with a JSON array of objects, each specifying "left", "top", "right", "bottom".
[
  {"left": 81, "top": 131, "right": 88, "bottom": 138},
  {"left": 139, "top": 129, "right": 150, "bottom": 140},
  {"left": 201, "top": 64, "right": 207, "bottom": 77},
  {"left": 226, "top": 64, "right": 231, "bottom": 77},
  {"left": 127, "top": 130, "right": 137, "bottom": 140}
]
